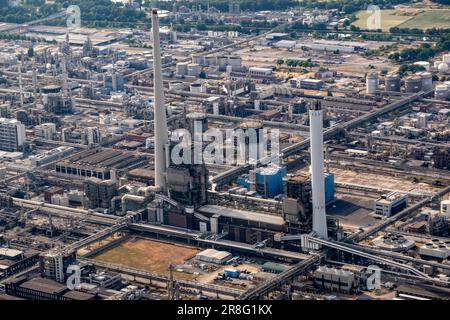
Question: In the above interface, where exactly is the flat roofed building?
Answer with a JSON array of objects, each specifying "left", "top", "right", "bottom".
[
  {"left": 0, "top": 118, "right": 25, "bottom": 152},
  {"left": 374, "top": 192, "right": 408, "bottom": 217},
  {"left": 0, "top": 248, "right": 23, "bottom": 260},
  {"left": 196, "top": 249, "right": 232, "bottom": 264}
]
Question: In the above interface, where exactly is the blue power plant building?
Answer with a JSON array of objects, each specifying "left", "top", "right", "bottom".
[
  {"left": 237, "top": 167, "right": 334, "bottom": 202},
  {"left": 324, "top": 172, "right": 335, "bottom": 204},
  {"left": 256, "top": 166, "right": 287, "bottom": 198}
]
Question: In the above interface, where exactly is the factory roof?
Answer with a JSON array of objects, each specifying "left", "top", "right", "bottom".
[
  {"left": 196, "top": 249, "right": 232, "bottom": 261},
  {"left": 198, "top": 205, "right": 285, "bottom": 226},
  {"left": 19, "top": 278, "right": 67, "bottom": 295},
  {"left": 57, "top": 148, "right": 147, "bottom": 172},
  {"left": 63, "top": 290, "right": 96, "bottom": 300},
  {"left": 0, "top": 248, "right": 23, "bottom": 259}
]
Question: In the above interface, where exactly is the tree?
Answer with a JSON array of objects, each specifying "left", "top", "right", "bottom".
[
  {"left": 276, "top": 59, "right": 284, "bottom": 66},
  {"left": 27, "top": 46, "right": 34, "bottom": 58}
]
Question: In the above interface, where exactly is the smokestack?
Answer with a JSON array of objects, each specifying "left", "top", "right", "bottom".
[
  {"left": 309, "top": 100, "right": 328, "bottom": 239},
  {"left": 61, "top": 57, "right": 69, "bottom": 97},
  {"left": 151, "top": 9, "right": 169, "bottom": 193}
]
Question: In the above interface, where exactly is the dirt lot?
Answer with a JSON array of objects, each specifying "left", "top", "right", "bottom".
[{"left": 93, "top": 237, "right": 199, "bottom": 277}]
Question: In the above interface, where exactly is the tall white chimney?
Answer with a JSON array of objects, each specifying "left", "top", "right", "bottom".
[
  {"left": 151, "top": 9, "right": 169, "bottom": 193},
  {"left": 309, "top": 100, "right": 328, "bottom": 239}
]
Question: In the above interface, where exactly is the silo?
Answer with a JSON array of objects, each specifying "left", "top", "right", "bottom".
[
  {"left": 190, "top": 82, "right": 204, "bottom": 93},
  {"left": 405, "top": 76, "right": 422, "bottom": 93},
  {"left": 192, "top": 54, "right": 205, "bottom": 66},
  {"left": 186, "top": 112, "right": 208, "bottom": 136},
  {"left": 366, "top": 72, "right": 378, "bottom": 94},
  {"left": 217, "top": 56, "right": 228, "bottom": 71},
  {"left": 187, "top": 63, "right": 202, "bottom": 77},
  {"left": 385, "top": 74, "right": 400, "bottom": 92},
  {"left": 169, "top": 81, "right": 184, "bottom": 91},
  {"left": 435, "top": 84, "right": 448, "bottom": 100},
  {"left": 438, "top": 63, "right": 449, "bottom": 73},
  {"left": 204, "top": 56, "right": 217, "bottom": 66},
  {"left": 227, "top": 56, "right": 242, "bottom": 72},
  {"left": 418, "top": 72, "right": 433, "bottom": 91},
  {"left": 443, "top": 53, "right": 450, "bottom": 65},
  {"left": 176, "top": 62, "right": 189, "bottom": 76}
]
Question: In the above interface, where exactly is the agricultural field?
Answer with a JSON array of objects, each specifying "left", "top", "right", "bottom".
[
  {"left": 397, "top": 9, "right": 450, "bottom": 29},
  {"left": 353, "top": 9, "right": 450, "bottom": 31},
  {"left": 353, "top": 9, "right": 413, "bottom": 31}
]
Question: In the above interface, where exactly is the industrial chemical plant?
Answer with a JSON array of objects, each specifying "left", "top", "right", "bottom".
[{"left": 0, "top": 0, "right": 449, "bottom": 304}]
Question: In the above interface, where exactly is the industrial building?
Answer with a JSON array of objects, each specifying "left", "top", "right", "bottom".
[
  {"left": 196, "top": 249, "right": 232, "bottom": 264},
  {"left": 314, "top": 266, "right": 358, "bottom": 294},
  {"left": 5, "top": 277, "right": 96, "bottom": 300},
  {"left": 83, "top": 177, "right": 118, "bottom": 210},
  {"left": 374, "top": 192, "right": 408, "bottom": 217},
  {"left": 55, "top": 148, "right": 148, "bottom": 180},
  {"left": 0, "top": 118, "right": 25, "bottom": 152}
]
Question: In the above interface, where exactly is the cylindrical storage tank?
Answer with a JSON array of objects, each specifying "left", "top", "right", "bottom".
[
  {"left": 435, "top": 84, "right": 448, "bottom": 100},
  {"left": 385, "top": 74, "right": 400, "bottom": 92},
  {"left": 441, "top": 200, "right": 450, "bottom": 218},
  {"left": 190, "top": 82, "right": 204, "bottom": 93},
  {"left": 169, "top": 81, "right": 184, "bottom": 91},
  {"left": 443, "top": 81, "right": 450, "bottom": 94},
  {"left": 366, "top": 72, "right": 378, "bottom": 94},
  {"left": 192, "top": 54, "right": 205, "bottom": 66},
  {"left": 187, "top": 63, "right": 201, "bottom": 76},
  {"left": 227, "top": 56, "right": 242, "bottom": 72},
  {"left": 145, "top": 138, "right": 155, "bottom": 149},
  {"left": 186, "top": 112, "right": 208, "bottom": 135},
  {"left": 443, "top": 53, "right": 450, "bottom": 65},
  {"left": 217, "top": 56, "right": 228, "bottom": 71},
  {"left": 418, "top": 72, "right": 433, "bottom": 91},
  {"left": 42, "top": 84, "right": 62, "bottom": 94},
  {"left": 405, "top": 76, "right": 422, "bottom": 93},
  {"left": 438, "top": 63, "right": 449, "bottom": 73},
  {"left": 414, "top": 61, "right": 430, "bottom": 71},
  {"left": 204, "top": 56, "right": 217, "bottom": 66},
  {"left": 176, "top": 62, "right": 189, "bottom": 76}
]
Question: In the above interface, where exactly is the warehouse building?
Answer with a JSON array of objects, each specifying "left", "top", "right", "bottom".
[
  {"left": 196, "top": 249, "right": 232, "bottom": 264},
  {"left": 56, "top": 148, "right": 148, "bottom": 180}
]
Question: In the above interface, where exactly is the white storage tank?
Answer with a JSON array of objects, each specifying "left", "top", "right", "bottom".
[
  {"left": 227, "top": 56, "right": 242, "bottom": 72},
  {"left": 169, "top": 80, "right": 184, "bottom": 91},
  {"left": 443, "top": 53, "right": 450, "bottom": 65},
  {"left": 366, "top": 72, "right": 378, "bottom": 94},
  {"left": 435, "top": 84, "right": 448, "bottom": 100},
  {"left": 414, "top": 61, "right": 430, "bottom": 71},
  {"left": 190, "top": 82, "right": 204, "bottom": 93},
  {"left": 438, "top": 62, "right": 449, "bottom": 73},
  {"left": 441, "top": 199, "right": 450, "bottom": 218}
]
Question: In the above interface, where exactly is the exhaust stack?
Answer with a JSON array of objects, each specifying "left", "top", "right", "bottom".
[
  {"left": 151, "top": 9, "right": 168, "bottom": 193},
  {"left": 309, "top": 100, "right": 328, "bottom": 239}
]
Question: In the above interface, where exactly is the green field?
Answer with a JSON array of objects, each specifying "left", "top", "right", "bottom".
[
  {"left": 397, "top": 10, "right": 450, "bottom": 29},
  {"left": 353, "top": 9, "right": 450, "bottom": 31}
]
